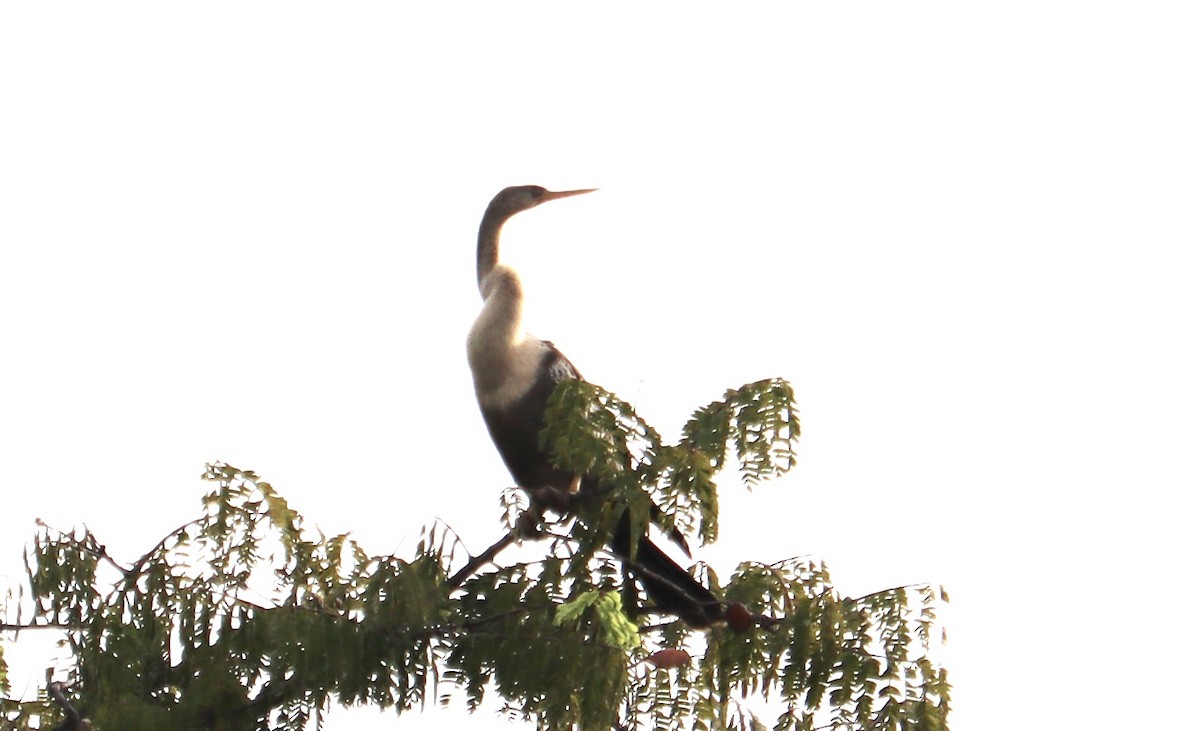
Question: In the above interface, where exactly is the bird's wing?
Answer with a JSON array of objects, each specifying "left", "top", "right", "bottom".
[{"left": 541, "top": 340, "right": 583, "bottom": 382}]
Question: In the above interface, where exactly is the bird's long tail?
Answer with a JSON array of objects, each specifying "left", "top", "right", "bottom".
[{"left": 610, "top": 510, "right": 726, "bottom": 628}]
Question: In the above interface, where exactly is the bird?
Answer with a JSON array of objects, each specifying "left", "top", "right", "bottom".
[{"left": 466, "top": 185, "right": 726, "bottom": 628}]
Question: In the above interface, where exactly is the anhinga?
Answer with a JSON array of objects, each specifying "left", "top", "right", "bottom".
[{"left": 467, "top": 185, "right": 725, "bottom": 628}]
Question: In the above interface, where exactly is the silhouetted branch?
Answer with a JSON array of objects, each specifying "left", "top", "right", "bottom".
[
  {"left": 0, "top": 621, "right": 84, "bottom": 632},
  {"left": 47, "top": 682, "right": 89, "bottom": 731},
  {"left": 446, "top": 531, "right": 516, "bottom": 588}
]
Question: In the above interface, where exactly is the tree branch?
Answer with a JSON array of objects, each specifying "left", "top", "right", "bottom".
[
  {"left": 0, "top": 620, "right": 85, "bottom": 632},
  {"left": 445, "top": 531, "right": 516, "bottom": 588},
  {"left": 47, "top": 682, "right": 89, "bottom": 731}
]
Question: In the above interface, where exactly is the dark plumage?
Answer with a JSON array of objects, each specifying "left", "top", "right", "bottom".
[
  {"left": 478, "top": 343, "right": 583, "bottom": 516},
  {"left": 467, "top": 185, "right": 725, "bottom": 628}
]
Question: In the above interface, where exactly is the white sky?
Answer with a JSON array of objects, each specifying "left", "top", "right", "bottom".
[{"left": 1, "top": 3, "right": 1197, "bottom": 729}]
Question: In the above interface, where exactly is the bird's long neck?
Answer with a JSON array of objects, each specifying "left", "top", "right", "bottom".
[
  {"left": 476, "top": 205, "right": 508, "bottom": 297},
  {"left": 468, "top": 265, "right": 531, "bottom": 399},
  {"left": 476, "top": 266, "right": 524, "bottom": 344}
]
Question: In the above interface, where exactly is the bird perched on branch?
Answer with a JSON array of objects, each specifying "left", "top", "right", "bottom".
[{"left": 466, "top": 185, "right": 725, "bottom": 628}]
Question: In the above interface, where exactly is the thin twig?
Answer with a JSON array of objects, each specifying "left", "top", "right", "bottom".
[
  {"left": 446, "top": 532, "right": 517, "bottom": 588},
  {"left": 0, "top": 621, "right": 84, "bottom": 632}
]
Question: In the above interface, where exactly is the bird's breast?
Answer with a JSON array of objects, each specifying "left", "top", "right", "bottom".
[{"left": 468, "top": 333, "right": 549, "bottom": 410}]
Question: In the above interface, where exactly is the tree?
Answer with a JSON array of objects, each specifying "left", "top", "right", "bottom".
[{"left": 1, "top": 378, "right": 950, "bottom": 730}]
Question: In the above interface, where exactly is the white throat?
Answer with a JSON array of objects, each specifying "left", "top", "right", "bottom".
[{"left": 467, "top": 266, "right": 548, "bottom": 408}]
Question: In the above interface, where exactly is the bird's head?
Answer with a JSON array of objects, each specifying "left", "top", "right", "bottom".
[{"left": 487, "top": 185, "right": 597, "bottom": 220}]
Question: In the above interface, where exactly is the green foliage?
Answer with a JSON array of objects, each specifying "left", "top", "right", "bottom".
[
  {"left": 2, "top": 379, "right": 950, "bottom": 731},
  {"left": 620, "top": 560, "right": 950, "bottom": 731},
  {"left": 448, "top": 561, "right": 630, "bottom": 730},
  {"left": 556, "top": 591, "right": 642, "bottom": 651},
  {"left": 10, "top": 465, "right": 451, "bottom": 730},
  {"left": 543, "top": 377, "right": 800, "bottom": 545}
]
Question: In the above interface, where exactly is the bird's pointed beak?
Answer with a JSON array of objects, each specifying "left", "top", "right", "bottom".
[{"left": 543, "top": 188, "right": 598, "bottom": 202}]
